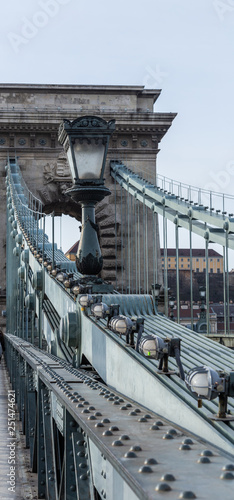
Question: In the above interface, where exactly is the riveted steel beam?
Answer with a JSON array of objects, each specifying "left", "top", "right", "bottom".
[{"left": 5, "top": 335, "right": 234, "bottom": 500}]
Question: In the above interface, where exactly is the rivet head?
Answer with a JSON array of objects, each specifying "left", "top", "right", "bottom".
[
  {"left": 222, "top": 464, "right": 234, "bottom": 471},
  {"left": 109, "top": 426, "right": 119, "bottom": 431},
  {"left": 113, "top": 401, "right": 120, "bottom": 405},
  {"left": 89, "top": 406, "right": 95, "bottom": 410},
  {"left": 79, "top": 463, "right": 87, "bottom": 469},
  {"left": 179, "top": 444, "right": 191, "bottom": 451},
  {"left": 103, "top": 430, "right": 113, "bottom": 436},
  {"left": 143, "top": 414, "right": 152, "bottom": 419},
  {"left": 182, "top": 438, "right": 194, "bottom": 445},
  {"left": 178, "top": 492, "right": 196, "bottom": 499},
  {"left": 155, "top": 420, "right": 164, "bottom": 426},
  {"left": 155, "top": 482, "right": 171, "bottom": 491},
  {"left": 112, "top": 440, "right": 123, "bottom": 447},
  {"left": 82, "top": 409, "right": 90, "bottom": 414},
  {"left": 79, "top": 474, "right": 88, "bottom": 480},
  {"left": 124, "top": 451, "right": 137, "bottom": 458},
  {"left": 144, "top": 458, "right": 157, "bottom": 465},
  {"left": 163, "top": 434, "right": 174, "bottom": 440},
  {"left": 88, "top": 415, "right": 96, "bottom": 421},
  {"left": 138, "top": 465, "right": 153, "bottom": 473},
  {"left": 197, "top": 457, "right": 211, "bottom": 464},
  {"left": 120, "top": 406, "right": 128, "bottom": 410},
  {"left": 167, "top": 428, "right": 177, "bottom": 435},
  {"left": 138, "top": 417, "right": 147, "bottom": 422},
  {"left": 200, "top": 450, "right": 213, "bottom": 457},
  {"left": 129, "top": 411, "right": 137, "bottom": 416},
  {"left": 95, "top": 423, "right": 104, "bottom": 428},
  {"left": 102, "top": 418, "right": 110, "bottom": 424},
  {"left": 77, "top": 451, "right": 85, "bottom": 457},
  {"left": 120, "top": 435, "right": 130, "bottom": 440},
  {"left": 76, "top": 440, "right": 84, "bottom": 446},
  {"left": 161, "top": 473, "right": 175, "bottom": 481},
  {"left": 130, "top": 445, "right": 142, "bottom": 452},
  {"left": 220, "top": 472, "right": 234, "bottom": 480},
  {"left": 95, "top": 412, "right": 102, "bottom": 417},
  {"left": 150, "top": 424, "right": 159, "bottom": 431}
]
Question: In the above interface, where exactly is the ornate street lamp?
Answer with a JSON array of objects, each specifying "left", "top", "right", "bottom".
[
  {"left": 169, "top": 295, "right": 175, "bottom": 321},
  {"left": 151, "top": 283, "right": 161, "bottom": 311},
  {"left": 196, "top": 285, "right": 207, "bottom": 333},
  {"left": 58, "top": 116, "right": 115, "bottom": 276},
  {"left": 186, "top": 365, "right": 234, "bottom": 421}
]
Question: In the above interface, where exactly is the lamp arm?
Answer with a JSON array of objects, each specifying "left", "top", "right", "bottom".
[
  {"left": 135, "top": 325, "right": 144, "bottom": 352},
  {"left": 158, "top": 357, "right": 163, "bottom": 371},
  {"left": 174, "top": 347, "right": 185, "bottom": 380}
]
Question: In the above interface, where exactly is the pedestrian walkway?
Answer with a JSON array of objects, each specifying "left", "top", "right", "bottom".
[{"left": 0, "top": 357, "right": 38, "bottom": 500}]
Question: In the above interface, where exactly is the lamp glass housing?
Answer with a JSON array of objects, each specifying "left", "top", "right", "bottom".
[
  {"left": 91, "top": 302, "right": 109, "bottom": 319},
  {"left": 199, "top": 287, "right": 206, "bottom": 298},
  {"left": 67, "top": 139, "right": 105, "bottom": 181},
  {"left": 169, "top": 298, "right": 175, "bottom": 307},
  {"left": 58, "top": 116, "right": 115, "bottom": 185},
  {"left": 186, "top": 366, "right": 224, "bottom": 400},
  {"left": 152, "top": 284, "right": 161, "bottom": 298},
  {"left": 109, "top": 316, "right": 133, "bottom": 335},
  {"left": 79, "top": 294, "right": 94, "bottom": 307}
]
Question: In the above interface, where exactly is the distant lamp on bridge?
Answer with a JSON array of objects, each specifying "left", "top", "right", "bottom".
[
  {"left": 196, "top": 285, "right": 207, "bottom": 333},
  {"left": 151, "top": 283, "right": 161, "bottom": 311},
  {"left": 185, "top": 365, "right": 234, "bottom": 421},
  {"left": 78, "top": 294, "right": 94, "bottom": 308},
  {"left": 58, "top": 116, "right": 115, "bottom": 277},
  {"left": 169, "top": 296, "right": 175, "bottom": 321},
  {"left": 139, "top": 335, "right": 185, "bottom": 380}
]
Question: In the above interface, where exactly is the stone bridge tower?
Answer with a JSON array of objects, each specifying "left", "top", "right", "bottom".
[{"left": 0, "top": 84, "right": 176, "bottom": 322}]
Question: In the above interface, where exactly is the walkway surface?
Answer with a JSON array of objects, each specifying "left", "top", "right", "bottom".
[{"left": 0, "top": 357, "right": 38, "bottom": 500}]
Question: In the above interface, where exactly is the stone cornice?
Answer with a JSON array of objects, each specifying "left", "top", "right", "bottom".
[{"left": 0, "top": 83, "right": 160, "bottom": 96}]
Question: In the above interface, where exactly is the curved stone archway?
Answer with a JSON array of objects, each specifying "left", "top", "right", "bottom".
[{"left": 0, "top": 84, "right": 176, "bottom": 326}]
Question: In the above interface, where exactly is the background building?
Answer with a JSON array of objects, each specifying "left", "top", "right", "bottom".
[{"left": 161, "top": 248, "right": 223, "bottom": 273}]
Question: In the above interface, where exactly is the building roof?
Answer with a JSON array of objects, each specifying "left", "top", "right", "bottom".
[
  {"left": 160, "top": 248, "right": 223, "bottom": 258},
  {"left": 210, "top": 303, "right": 234, "bottom": 316},
  {"left": 65, "top": 241, "right": 79, "bottom": 255}
]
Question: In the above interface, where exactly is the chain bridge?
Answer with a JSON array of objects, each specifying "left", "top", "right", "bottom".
[{"left": 4, "top": 147, "right": 234, "bottom": 500}]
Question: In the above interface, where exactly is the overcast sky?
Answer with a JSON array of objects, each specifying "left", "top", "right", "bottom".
[{"left": 1, "top": 0, "right": 234, "bottom": 262}]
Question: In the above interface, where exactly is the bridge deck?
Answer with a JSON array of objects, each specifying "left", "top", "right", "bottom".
[{"left": 0, "top": 358, "right": 37, "bottom": 500}]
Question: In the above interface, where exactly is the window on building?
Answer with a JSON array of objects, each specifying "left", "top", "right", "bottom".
[
  {"left": 210, "top": 268, "right": 213, "bottom": 273},
  {"left": 168, "top": 258, "right": 171, "bottom": 261},
  {"left": 188, "top": 264, "right": 190, "bottom": 268},
  {"left": 196, "top": 268, "right": 199, "bottom": 272},
  {"left": 162, "top": 258, "right": 164, "bottom": 261},
  {"left": 217, "top": 259, "right": 220, "bottom": 262},
  {"left": 181, "top": 258, "right": 183, "bottom": 261},
  {"left": 210, "top": 258, "right": 213, "bottom": 262},
  {"left": 168, "top": 264, "right": 171, "bottom": 268},
  {"left": 187, "top": 258, "right": 190, "bottom": 261},
  {"left": 196, "top": 258, "right": 199, "bottom": 261},
  {"left": 181, "top": 264, "right": 183, "bottom": 268},
  {"left": 203, "top": 259, "right": 205, "bottom": 262},
  {"left": 217, "top": 268, "right": 220, "bottom": 273},
  {"left": 203, "top": 268, "right": 206, "bottom": 272}
]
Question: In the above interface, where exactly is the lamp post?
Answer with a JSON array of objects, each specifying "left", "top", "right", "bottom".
[
  {"left": 169, "top": 295, "right": 175, "bottom": 321},
  {"left": 199, "top": 286, "right": 206, "bottom": 319},
  {"left": 58, "top": 116, "right": 115, "bottom": 278},
  {"left": 196, "top": 285, "right": 207, "bottom": 333},
  {"left": 151, "top": 283, "right": 161, "bottom": 311}
]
